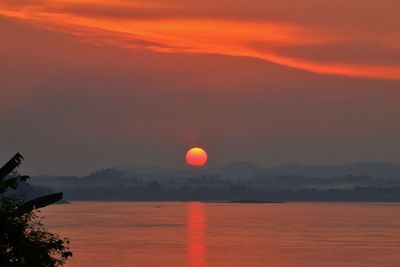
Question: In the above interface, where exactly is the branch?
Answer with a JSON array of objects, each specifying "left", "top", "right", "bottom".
[
  {"left": 16, "top": 192, "right": 64, "bottom": 216},
  {"left": 0, "top": 153, "right": 24, "bottom": 181}
]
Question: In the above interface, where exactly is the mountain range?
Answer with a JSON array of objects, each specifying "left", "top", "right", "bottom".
[{"left": 114, "top": 161, "right": 400, "bottom": 180}]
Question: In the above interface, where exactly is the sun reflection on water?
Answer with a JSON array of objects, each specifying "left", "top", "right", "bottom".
[{"left": 187, "top": 202, "right": 206, "bottom": 267}]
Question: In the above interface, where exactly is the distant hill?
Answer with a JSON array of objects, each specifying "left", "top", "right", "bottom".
[
  {"left": 4, "top": 181, "right": 56, "bottom": 200},
  {"left": 113, "top": 161, "right": 400, "bottom": 182},
  {"left": 29, "top": 161, "right": 400, "bottom": 190},
  {"left": 204, "top": 162, "right": 264, "bottom": 179},
  {"left": 26, "top": 161, "right": 400, "bottom": 202},
  {"left": 268, "top": 162, "right": 400, "bottom": 179},
  {"left": 114, "top": 161, "right": 400, "bottom": 179}
]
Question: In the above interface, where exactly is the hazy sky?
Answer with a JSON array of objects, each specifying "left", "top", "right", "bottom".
[{"left": 1, "top": 0, "right": 400, "bottom": 175}]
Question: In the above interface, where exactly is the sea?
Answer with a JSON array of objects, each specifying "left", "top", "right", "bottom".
[{"left": 42, "top": 202, "right": 400, "bottom": 267}]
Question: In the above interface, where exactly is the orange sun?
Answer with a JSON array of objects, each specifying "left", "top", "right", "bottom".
[{"left": 186, "top": 147, "right": 208, "bottom": 167}]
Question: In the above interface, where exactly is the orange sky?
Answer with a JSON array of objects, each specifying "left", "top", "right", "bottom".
[
  {"left": 1, "top": 0, "right": 400, "bottom": 79},
  {"left": 1, "top": 1, "right": 400, "bottom": 175}
]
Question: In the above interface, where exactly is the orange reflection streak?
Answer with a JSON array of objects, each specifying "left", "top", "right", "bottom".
[
  {"left": 187, "top": 202, "right": 206, "bottom": 267},
  {"left": 1, "top": 1, "right": 400, "bottom": 80}
]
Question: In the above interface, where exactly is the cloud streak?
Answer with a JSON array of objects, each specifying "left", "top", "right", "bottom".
[{"left": 1, "top": 0, "right": 400, "bottom": 79}]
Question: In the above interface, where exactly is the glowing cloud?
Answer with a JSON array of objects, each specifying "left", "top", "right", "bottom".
[{"left": 1, "top": 0, "right": 400, "bottom": 80}]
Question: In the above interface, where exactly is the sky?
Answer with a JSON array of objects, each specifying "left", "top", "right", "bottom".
[{"left": 1, "top": 0, "right": 400, "bottom": 175}]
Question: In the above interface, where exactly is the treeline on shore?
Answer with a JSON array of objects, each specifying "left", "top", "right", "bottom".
[
  {"left": 23, "top": 167, "right": 400, "bottom": 202},
  {"left": 52, "top": 184, "right": 400, "bottom": 202}
]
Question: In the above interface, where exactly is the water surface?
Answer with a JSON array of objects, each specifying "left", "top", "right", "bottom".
[{"left": 43, "top": 202, "right": 400, "bottom": 267}]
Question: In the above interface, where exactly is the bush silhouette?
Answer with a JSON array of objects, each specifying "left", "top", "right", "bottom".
[{"left": 0, "top": 153, "right": 72, "bottom": 266}]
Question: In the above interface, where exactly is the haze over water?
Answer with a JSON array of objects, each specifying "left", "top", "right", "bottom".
[{"left": 43, "top": 202, "right": 400, "bottom": 267}]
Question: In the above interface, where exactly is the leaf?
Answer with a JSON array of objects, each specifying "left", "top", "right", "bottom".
[
  {"left": 16, "top": 192, "right": 63, "bottom": 215},
  {"left": 0, "top": 153, "right": 24, "bottom": 181}
]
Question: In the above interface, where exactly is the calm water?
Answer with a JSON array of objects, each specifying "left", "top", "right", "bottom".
[{"left": 42, "top": 202, "right": 400, "bottom": 267}]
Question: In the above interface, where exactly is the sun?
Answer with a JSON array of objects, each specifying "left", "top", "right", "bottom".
[{"left": 186, "top": 147, "right": 208, "bottom": 167}]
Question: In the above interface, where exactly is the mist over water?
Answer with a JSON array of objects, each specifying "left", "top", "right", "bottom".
[{"left": 43, "top": 202, "right": 400, "bottom": 267}]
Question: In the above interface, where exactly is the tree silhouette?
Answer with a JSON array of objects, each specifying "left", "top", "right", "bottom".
[{"left": 0, "top": 153, "right": 72, "bottom": 266}]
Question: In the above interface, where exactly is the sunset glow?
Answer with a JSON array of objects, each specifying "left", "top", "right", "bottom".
[
  {"left": 1, "top": 0, "right": 400, "bottom": 80},
  {"left": 2, "top": 0, "right": 400, "bottom": 175},
  {"left": 3, "top": 2, "right": 400, "bottom": 266}
]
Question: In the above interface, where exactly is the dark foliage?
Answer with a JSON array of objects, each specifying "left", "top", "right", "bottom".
[{"left": 0, "top": 153, "right": 72, "bottom": 267}]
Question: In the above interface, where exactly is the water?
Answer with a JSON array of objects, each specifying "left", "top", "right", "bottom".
[{"left": 42, "top": 202, "right": 400, "bottom": 267}]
